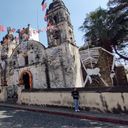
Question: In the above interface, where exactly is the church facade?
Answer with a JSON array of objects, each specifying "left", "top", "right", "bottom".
[
  {"left": 0, "top": 0, "right": 128, "bottom": 112},
  {"left": 0, "top": 0, "right": 127, "bottom": 99},
  {"left": 0, "top": 0, "right": 83, "bottom": 94}
]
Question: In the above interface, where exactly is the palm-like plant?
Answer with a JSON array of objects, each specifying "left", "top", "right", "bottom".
[
  {"left": 80, "top": 8, "right": 113, "bottom": 51},
  {"left": 80, "top": 0, "right": 128, "bottom": 59}
]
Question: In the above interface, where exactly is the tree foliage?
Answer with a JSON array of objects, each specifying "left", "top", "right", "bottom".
[{"left": 80, "top": 0, "right": 128, "bottom": 59}]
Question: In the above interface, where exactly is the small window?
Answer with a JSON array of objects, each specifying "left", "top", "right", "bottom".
[
  {"left": 53, "top": 15, "right": 59, "bottom": 24},
  {"left": 69, "top": 30, "right": 72, "bottom": 34},
  {"left": 13, "top": 61, "right": 16, "bottom": 66},
  {"left": 24, "top": 56, "right": 28, "bottom": 65}
]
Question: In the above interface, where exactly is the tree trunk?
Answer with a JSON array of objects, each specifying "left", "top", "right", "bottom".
[{"left": 102, "top": 41, "right": 113, "bottom": 53}]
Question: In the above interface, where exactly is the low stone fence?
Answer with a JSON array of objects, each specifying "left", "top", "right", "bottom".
[
  {"left": 0, "top": 87, "right": 7, "bottom": 102},
  {"left": 20, "top": 91, "right": 73, "bottom": 107},
  {"left": 20, "top": 90, "right": 128, "bottom": 113},
  {"left": 0, "top": 86, "right": 127, "bottom": 113}
]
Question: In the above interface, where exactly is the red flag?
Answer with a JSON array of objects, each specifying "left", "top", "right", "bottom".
[
  {"left": 41, "top": 0, "right": 47, "bottom": 11},
  {"left": 42, "top": 2, "right": 47, "bottom": 11},
  {"left": 0, "top": 25, "right": 6, "bottom": 32},
  {"left": 41, "top": 0, "right": 46, "bottom": 6}
]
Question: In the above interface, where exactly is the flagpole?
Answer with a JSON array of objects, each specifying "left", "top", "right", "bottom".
[
  {"left": 36, "top": 8, "right": 40, "bottom": 41},
  {"left": 36, "top": 8, "right": 39, "bottom": 30}
]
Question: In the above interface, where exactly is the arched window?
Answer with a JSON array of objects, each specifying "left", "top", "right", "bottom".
[{"left": 53, "top": 14, "right": 59, "bottom": 24}]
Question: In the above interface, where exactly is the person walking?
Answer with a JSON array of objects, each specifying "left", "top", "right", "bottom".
[{"left": 71, "top": 88, "right": 80, "bottom": 112}]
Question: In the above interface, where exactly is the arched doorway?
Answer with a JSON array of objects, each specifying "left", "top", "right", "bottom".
[
  {"left": 19, "top": 70, "right": 32, "bottom": 90},
  {"left": 23, "top": 72, "right": 30, "bottom": 89}
]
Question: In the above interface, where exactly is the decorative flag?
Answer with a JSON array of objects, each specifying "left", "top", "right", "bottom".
[
  {"left": 42, "top": 3, "right": 47, "bottom": 11},
  {"left": 44, "top": 14, "right": 48, "bottom": 21},
  {"left": 0, "top": 25, "right": 6, "bottom": 32},
  {"left": 33, "top": 30, "right": 36, "bottom": 34},
  {"left": 15, "top": 36, "right": 19, "bottom": 42},
  {"left": 41, "top": 0, "right": 47, "bottom": 11},
  {"left": 11, "top": 28, "right": 16, "bottom": 33},
  {"left": 47, "top": 22, "right": 52, "bottom": 29},
  {"left": 41, "top": 0, "right": 46, "bottom": 6}
]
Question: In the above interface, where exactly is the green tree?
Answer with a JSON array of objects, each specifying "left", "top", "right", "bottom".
[
  {"left": 80, "top": 0, "right": 128, "bottom": 59},
  {"left": 107, "top": 0, "right": 128, "bottom": 59},
  {"left": 80, "top": 8, "right": 112, "bottom": 51}
]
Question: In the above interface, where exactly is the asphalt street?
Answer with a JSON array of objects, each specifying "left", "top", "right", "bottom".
[{"left": 0, "top": 107, "right": 127, "bottom": 128}]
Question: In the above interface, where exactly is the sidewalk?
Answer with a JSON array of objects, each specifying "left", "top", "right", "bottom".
[{"left": 0, "top": 102, "right": 128, "bottom": 126}]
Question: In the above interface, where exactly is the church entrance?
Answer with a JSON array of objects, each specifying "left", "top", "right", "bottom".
[
  {"left": 23, "top": 72, "right": 30, "bottom": 89},
  {"left": 19, "top": 70, "right": 33, "bottom": 90}
]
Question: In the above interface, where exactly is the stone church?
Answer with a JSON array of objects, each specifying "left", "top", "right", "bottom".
[
  {"left": 0, "top": 0, "right": 127, "bottom": 100},
  {"left": 0, "top": 0, "right": 83, "bottom": 93}
]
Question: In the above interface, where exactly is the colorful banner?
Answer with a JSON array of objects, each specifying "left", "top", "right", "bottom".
[
  {"left": 0, "top": 0, "right": 56, "bottom": 35},
  {"left": 41, "top": 0, "right": 47, "bottom": 11},
  {"left": 0, "top": 25, "right": 6, "bottom": 32},
  {"left": 0, "top": 24, "right": 57, "bottom": 34}
]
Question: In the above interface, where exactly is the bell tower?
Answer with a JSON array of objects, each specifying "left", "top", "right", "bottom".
[{"left": 46, "top": 0, "right": 75, "bottom": 47}]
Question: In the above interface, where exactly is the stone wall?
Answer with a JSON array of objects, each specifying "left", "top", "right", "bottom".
[
  {"left": 0, "top": 87, "right": 7, "bottom": 102},
  {"left": 6, "top": 41, "right": 83, "bottom": 89},
  {"left": 46, "top": 43, "right": 83, "bottom": 88},
  {"left": 80, "top": 47, "right": 114, "bottom": 87},
  {"left": 114, "top": 66, "right": 128, "bottom": 86},
  {"left": 97, "top": 49, "right": 113, "bottom": 86},
  {"left": 20, "top": 90, "right": 128, "bottom": 113},
  {"left": 7, "top": 64, "right": 47, "bottom": 89}
]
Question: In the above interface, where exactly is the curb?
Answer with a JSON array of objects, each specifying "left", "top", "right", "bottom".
[{"left": 0, "top": 104, "right": 128, "bottom": 126}]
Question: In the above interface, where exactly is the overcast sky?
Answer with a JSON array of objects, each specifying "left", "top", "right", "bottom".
[{"left": 0, "top": 0, "right": 108, "bottom": 47}]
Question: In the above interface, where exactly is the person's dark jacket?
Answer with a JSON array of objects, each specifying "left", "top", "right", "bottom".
[{"left": 71, "top": 90, "right": 79, "bottom": 99}]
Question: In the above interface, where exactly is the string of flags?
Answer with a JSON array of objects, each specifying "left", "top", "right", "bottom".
[
  {"left": 0, "top": 0, "right": 53, "bottom": 34},
  {"left": 0, "top": 24, "right": 57, "bottom": 34},
  {"left": 40, "top": 0, "right": 48, "bottom": 22},
  {"left": 0, "top": 25, "right": 6, "bottom": 32}
]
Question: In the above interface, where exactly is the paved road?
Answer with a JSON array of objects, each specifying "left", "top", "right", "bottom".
[{"left": 0, "top": 107, "right": 127, "bottom": 128}]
